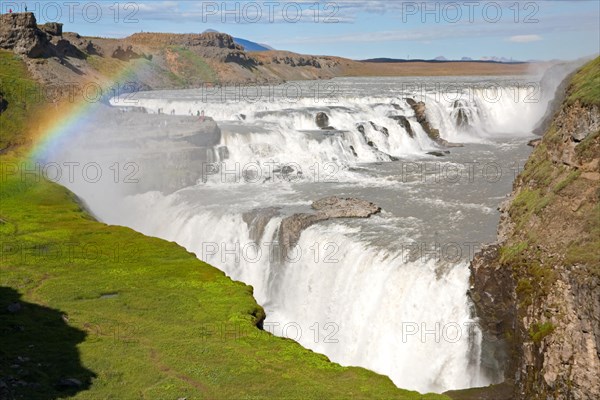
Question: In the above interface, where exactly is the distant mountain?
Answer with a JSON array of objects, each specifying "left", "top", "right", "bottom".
[
  {"left": 362, "top": 56, "right": 524, "bottom": 64},
  {"left": 480, "top": 56, "right": 514, "bottom": 63},
  {"left": 361, "top": 57, "right": 524, "bottom": 64},
  {"left": 203, "top": 29, "right": 274, "bottom": 52}
]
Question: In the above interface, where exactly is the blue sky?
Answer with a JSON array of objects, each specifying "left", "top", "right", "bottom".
[{"left": 3, "top": 0, "right": 599, "bottom": 60}]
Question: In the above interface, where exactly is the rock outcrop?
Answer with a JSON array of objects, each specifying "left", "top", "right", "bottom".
[
  {"left": 0, "top": 13, "right": 51, "bottom": 57},
  {"left": 406, "top": 98, "right": 463, "bottom": 148},
  {"left": 278, "top": 197, "right": 381, "bottom": 257},
  {"left": 469, "top": 57, "right": 600, "bottom": 400},
  {"left": 111, "top": 45, "right": 150, "bottom": 61},
  {"left": 453, "top": 100, "right": 472, "bottom": 128},
  {"left": 128, "top": 31, "right": 243, "bottom": 50},
  {"left": 39, "top": 22, "right": 62, "bottom": 37},
  {"left": 389, "top": 115, "right": 414, "bottom": 138},
  {"left": 316, "top": 112, "right": 330, "bottom": 129},
  {"left": 242, "top": 207, "right": 281, "bottom": 242}
]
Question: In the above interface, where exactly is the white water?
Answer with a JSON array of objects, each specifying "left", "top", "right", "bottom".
[
  {"left": 93, "top": 192, "right": 485, "bottom": 393},
  {"left": 50, "top": 74, "right": 566, "bottom": 393},
  {"left": 112, "top": 78, "right": 550, "bottom": 178}
]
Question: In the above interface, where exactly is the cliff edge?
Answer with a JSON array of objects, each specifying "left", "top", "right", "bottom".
[{"left": 470, "top": 57, "right": 600, "bottom": 399}]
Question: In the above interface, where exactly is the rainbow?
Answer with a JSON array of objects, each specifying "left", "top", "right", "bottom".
[{"left": 27, "top": 61, "right": 140, "bottom": 161}]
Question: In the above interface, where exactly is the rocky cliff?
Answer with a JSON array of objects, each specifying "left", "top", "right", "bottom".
[
  {"left": 470, "top": 57, "right": 600, "bottom": 399},
  {"left": 0, "top": 12, "right": 53, "bottom": 57}
]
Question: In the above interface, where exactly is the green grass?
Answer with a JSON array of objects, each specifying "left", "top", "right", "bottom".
[
  {"left": 0, "top": 50, "right": 446, "bottom": 399},
  {"left": 552, "top": 170, "right": 581, "bottom": 194},
  {"left": 509, "top": 189, "right": 553, "bottom": 231},
  {"left": 499, "top": 241, "right": 528, "bottom": 265},
  {"left": 167, "top": 46, "right": 218, "bottom": 85},
  {"left": 0, "top": 52, "right": 44, "bottom": 150},
  {"left": 567, "top": 57, "right": 600, "bottom": 106}
]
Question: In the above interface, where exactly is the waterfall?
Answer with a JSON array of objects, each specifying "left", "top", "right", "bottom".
[{"left": 49, "top": 75, "right": 561, "bottom": 393}]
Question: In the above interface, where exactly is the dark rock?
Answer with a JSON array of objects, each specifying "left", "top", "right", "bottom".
[
  {"left": 271, "top": 55, "right": 322, "bottom": 68},
  {"left": 389, "top": 115, "right": 414, "bottom": 138},
  {"left": 85, "top": 41, "right": 101, "bottom": 56},
  {"left": 39, "top": 22, "right": 63, "bottom": 36},
  {"left": 469, "top": 244, "right": 515, "bottom": 383},
  {"left": 404, "top": 98, "right": 417, "bottom": 107},
  {"left": 112, "top": 45, "right": 144, "bottom": 61},
  {"left": 453, "top": 99, "right": 472, "bottom": 128},
  {"left": 316, "top": 112, "right": 330, "bottom": 129},
  {"left": 528, "top": 138, "right": 542, "bottom": 147},
  {"left": 0, "top": 13, "right": 51, "bottom": 57},
  {"left": 427, "top": 151, "right": 446, "bottom": 157},
  {"left": 369, "top": 121, "right": 389, "bottom": 137},
  {"left": 195, "top": 32, "right": 243, "bottom": 50},
  {"left": 349, "top": 145, "right": 358, "bottom": 157}
]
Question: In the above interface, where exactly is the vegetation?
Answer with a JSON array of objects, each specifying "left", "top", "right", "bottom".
[
  {"left": 564, "top": 203, "right": 600, "bottom": 274},
  {"left": 552, "top": 170, "right": 581, "bottom": 194},
  {"left": 529, "top": 322, "right": 555, "bottom": 344},
  {"left": 499, "top": 57, "right": 600, "bottom": 347},
  {"left": 0, "top": 52, "right": 44, "bottom": 150},
  {"left": 566, "top": 57, "right": 600, "bottom": 106},
  {"left": 166, "top": 46, "right": 218, "bottom": 85},
  {"left": 1, "top": 49, "right": 446, "bottom": 399}
]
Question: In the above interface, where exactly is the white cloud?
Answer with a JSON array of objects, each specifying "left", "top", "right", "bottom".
[{"left": 509, "top": 34, "right": 543, "bottom": 43}]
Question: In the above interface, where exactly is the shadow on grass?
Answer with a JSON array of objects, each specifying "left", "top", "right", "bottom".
[{"left": 0, "top": 287, "right": 96, "bottom": 399}]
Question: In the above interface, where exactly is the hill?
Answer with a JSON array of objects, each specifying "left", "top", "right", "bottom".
[{"left": 0, "top": 12, "right": 531, "bottom": 96}]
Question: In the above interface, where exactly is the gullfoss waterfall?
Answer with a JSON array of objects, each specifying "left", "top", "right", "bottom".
[{"left": 45, "top": 75, "right": 562, "bottom": 393}]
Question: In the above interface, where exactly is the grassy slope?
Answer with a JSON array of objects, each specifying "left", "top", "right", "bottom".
[
  {"left": 0, "top": 53, "right": 43, "bottom": 150},
  {"left": 0, "top": 50, "right": 447, "bottom": 399}
]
